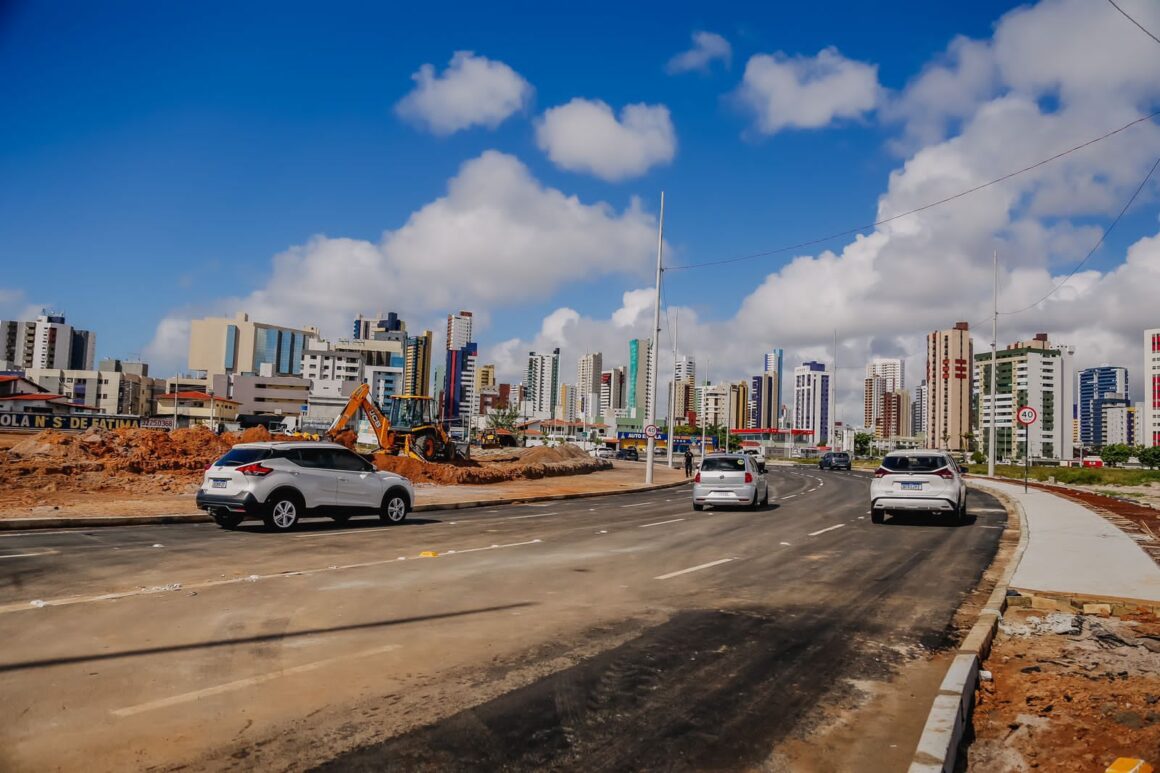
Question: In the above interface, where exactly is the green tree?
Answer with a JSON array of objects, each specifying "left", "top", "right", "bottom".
[
  {"left": 1139, "top": 445, "right": 1160, "bottom": 469},
  {"left": 971, "top": 450, "right": 986, "bottom": 466},
  {"left": 485, "top": 404, "right": 521, "bottom": 432},
  {"left": 854, "top": 432, "right": 873, "bottom": 457},
  {"left": 1100, "top": 443, "right": 1131, "bottom": 467}
]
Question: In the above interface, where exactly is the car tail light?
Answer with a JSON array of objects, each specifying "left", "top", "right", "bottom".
[
  {"left": 934, "top": 468, "right": 955, "bottom": 480},
  {"left": 237, "top": 462, "right": 273, "bottom": 477},
  {"left": 694, "top": 472, "right": 701, "bottom": 483},
  {"left": 874, "top": 467, "right": 889, "bottom": 478},
  {"left": 204, "top": 463, "right": 214, "bottom": 471},
  {"left": 745, "top": 472, "right": 753, "bottom": 483}
]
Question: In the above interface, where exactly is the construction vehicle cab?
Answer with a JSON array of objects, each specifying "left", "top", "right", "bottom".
[{"left": 325, "top": 385, "right": 461, "bottom": 463}]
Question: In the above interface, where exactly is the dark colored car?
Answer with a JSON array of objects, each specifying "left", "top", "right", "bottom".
[
  {"left": 615, "top": 447, "right": 639, "bottom": 461},
  {"left": 819, "top": 451, "right": 852, "bottom": 471}
]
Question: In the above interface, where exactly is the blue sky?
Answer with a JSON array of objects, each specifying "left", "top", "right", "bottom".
[{"left": 2, "top": 0, "right": 1159, "bottom": 411}]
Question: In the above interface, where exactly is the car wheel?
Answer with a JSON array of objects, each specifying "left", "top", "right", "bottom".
[
  {"left": 264, "top": 494, "right": 301, "bottom": 532},
  {"left": 693, "top": 503, "right": 704, "bottom": 511},
  {"left": 871, "top": 508, "right": 885, "bottom": 524},
  {"left": 212, "top": 510, "right": 244, "bottom": 530},
  {"left": 380, "top": 490, "right": 409, "bottom": 525}
]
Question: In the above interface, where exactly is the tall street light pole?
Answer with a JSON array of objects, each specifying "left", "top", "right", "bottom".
[
  {"left": 645, "top": 191, "right": 665, "bottom": 485},
  {"left": 988, "top": 249, "right": 998, "bottom": 478}
]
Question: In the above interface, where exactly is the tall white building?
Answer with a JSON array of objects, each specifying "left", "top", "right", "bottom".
[
  {"left": 675, "top": 355, "right": 696, "bottom": 384},
  {"left": 911, "top": 379, "right": 928, "bottom": 436},
  {"left": 696, "top": 383, "right": 729, "bottom": 428},
  {"left": 793, "top": 361, "right": 831, "bottom": 446},
  {"left": 577, "top": 352, "right": 603, "bottom": 423},
  {"left": 974, "top": 333, "right": 1074, "bottom": 460},
  {"left": 557, "top": 383, "right": 579, "bottom": 423},
  {"left": 1, "top": 312, "right": 96, "bottom": 371},
  {"left": 1146, "top": 328, "right": 1160, "bottom": 448},
  {"left": 864, "top": 358, "right": 904, "bottom": 429},
  {"left": 525, "top": 348, "right": 560, "bottom": 420},
  {"left": 445, "top": 311, "right": 473, "bottom": 351},
  {"left": 600, "top": 367, "right": 627, "bottom": 423}
]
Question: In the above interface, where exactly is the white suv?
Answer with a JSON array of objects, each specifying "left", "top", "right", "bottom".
[
  {"left": 196, "top": 441, "right": 414, "bottom": 532},
  {"left": 869, "top": 450, "right": 967, "bottom": 524}
]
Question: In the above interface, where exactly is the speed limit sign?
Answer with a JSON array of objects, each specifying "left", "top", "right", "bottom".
[
  {"left": 644, "top": 424, "right": 659, "bottom": 439},
  {"left": 1016, "top": 405, "right": 1039, "bottom": 425}
]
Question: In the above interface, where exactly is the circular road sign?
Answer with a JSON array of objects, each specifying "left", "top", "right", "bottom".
[
  {"left": 644, "top": 424, "right": 659, "bottom": 439},
  {"left": 1016, "top": 405, "right": 1039, "bottom": 426}
]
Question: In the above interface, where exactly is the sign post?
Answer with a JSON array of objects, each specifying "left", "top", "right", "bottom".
[{"left": 1016, "top": 405, "right": 1039, "bottom": 493}]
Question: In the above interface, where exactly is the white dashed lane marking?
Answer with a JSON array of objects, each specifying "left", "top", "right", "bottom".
[{"left": 808, "top": 524, "right": 845, "bottom": 537}]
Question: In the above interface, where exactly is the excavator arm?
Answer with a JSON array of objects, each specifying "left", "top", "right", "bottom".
[{"left": 325, "top": 383, "right": 396, "bottom": 451}]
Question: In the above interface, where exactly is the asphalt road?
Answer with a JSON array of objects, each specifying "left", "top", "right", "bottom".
[{"left": 0, "top": 467, "right": 1006, "bottom": 772}]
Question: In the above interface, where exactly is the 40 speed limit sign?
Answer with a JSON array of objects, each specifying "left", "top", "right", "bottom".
[{"left": 1016, "top": 405, "right": 1039, "bottom": 425}]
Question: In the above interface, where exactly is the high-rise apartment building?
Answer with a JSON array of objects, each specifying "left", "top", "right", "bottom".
[
  {"left": 600, "top": 367, "right": 627, "bottom": 421},
  {"left": 698, "top": 383, "right": 729, "bottom": 428},
  {"left": 577, "top": 352, "right": 603, "bottom": 423},
  {"left": 864, "top": 358, "right": 904, "bottom": 429},
  {"left": 911, "top": 379, "right": 928, "bottom": 436},
  {"left": 764, "top": 348, "right": 784, "bottom": 427},
  {"left": 404, "top": 330, "right": 433, "bottom": 396},
  {"left": 751, "top": 373, "right": 777, "bottom": 428},
  {"left": 188, "top": 312, "right": 314, "bottom": 382},
  {"left": 525, "top": 348, "right": 560, "bottom": 420},
  {"left": 876, "top": 389, "right": 911, "bottom": 439},
  {"left": 627, "top": 338, "right": 652, "bottom": 420},
  {"left": 974, "top": 333, "right": 1074, "bottom": 460},
  {"left": 927, "top": 322, "right": 973, "bottom": 452},
  {"left": 793, "top": 361, "right": 831, "bottom": 446},
  {"left": 1145, "top": 328, "right": 1160, "bottom": 448},
  {"left": 442, "top": 311, "right": 476, "bottom": 421},
  {"left": 1077, "top": 366, "right": 1129, "bottom": 449},
  {"left": 557, "top": 383, "right": 579, "bottom": 423},
  {"left": 1, "top": 312, "right": 96, "bottom": 371},
  {"left": 352, "top": 312, "right": 405, "bottom": 341},
  {"left": 672, "top": 355, "right": 697, "bottom": 423},
  {"left": 728, "top": 381, "right": 750, "bottom": 431}
]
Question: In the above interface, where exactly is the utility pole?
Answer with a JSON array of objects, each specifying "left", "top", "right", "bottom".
[
  {"left": 701, "top": 360, "right": 708, "bottom": 459},
  {"left": 832, "top": 328, "right": 838, "bottom": 450},
  {"left": 988, "top": 249, "right": 998, "bottom": 478},
  {"left": 645, "top": 192, "right": 665, "bottom": 484}
]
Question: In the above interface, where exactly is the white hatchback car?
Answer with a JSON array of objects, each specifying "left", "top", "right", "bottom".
[
  {"left": 869, "top": 450, "right": 967, "bottom": 524},
  {"left": 196, "top": 441, "right": 414, "bottom": 532},
  {"left": 692, "top": 453, "right": 769, "bottom": 511}
]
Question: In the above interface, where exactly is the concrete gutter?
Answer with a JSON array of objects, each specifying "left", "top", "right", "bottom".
[
  {"left": 0, "top": 478, "right": 691, "bottom": 531},
  {"left": 909, "top": 483, "right": 1029, "bottom": 773}
]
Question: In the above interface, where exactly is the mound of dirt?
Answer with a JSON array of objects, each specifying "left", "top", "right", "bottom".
[
  {"left": 0, "top": 430, "right": 610, "bottom": 510},
  {"left": 371, "top": 443, "right": 608, "bottom": 485}
]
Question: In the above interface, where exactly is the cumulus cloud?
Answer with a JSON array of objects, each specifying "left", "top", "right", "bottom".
[
  {"left": 146, "top": 151, "right": 665, "bottom": 366},
  {"left": 535, "top": 99, "right": 676, "bottom": 181},
  {"left": 735, "top": 47, "right": 880, "bottom": 135},
  {"left": 666, "top": 31, "right": 732, "bottom": 74},
  {"left": 395, "top": 51, "right": 533, "bottom": 136}
]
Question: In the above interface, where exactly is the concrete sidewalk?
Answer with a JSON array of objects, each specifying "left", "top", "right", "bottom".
[{"left": 973, "top": 479, "right": 1160, "bottom": 605}]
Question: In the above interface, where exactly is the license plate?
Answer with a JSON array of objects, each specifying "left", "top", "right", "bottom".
[
  {"left": 901, "top": 482, "right": 922, "bottom": 491},
  {"left": 211, "top": 479, "right": 228, "bottom": 489}
]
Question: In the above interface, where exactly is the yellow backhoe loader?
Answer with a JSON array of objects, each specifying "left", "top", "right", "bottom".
[{"left": 325, "top": 384, "right": 462, "bottom": 462}]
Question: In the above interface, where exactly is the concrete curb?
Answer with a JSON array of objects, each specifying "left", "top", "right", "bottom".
[
  {"left": 0, "top": 478, "right": 692, "bottom": 531},
  {"left": 909, "top": 483, "right": 1029, "bottom": 773}
]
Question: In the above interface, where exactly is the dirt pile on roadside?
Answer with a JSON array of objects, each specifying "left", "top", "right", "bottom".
[
  {"left": 0, "top": 429, "right": 609, "bottom": 509},
  {"left": 968, "top": 606, "right": 1160, "bottom": 771},
  {"left": 373, "top": 443, "right": 608, "bottom": 485}
]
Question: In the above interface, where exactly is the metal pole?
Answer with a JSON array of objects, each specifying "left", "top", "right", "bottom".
[
  {"left": 701, "top": 361, "right": 708, "bottom": 458},
  {"left": 645, "top": 191, "right": 664, "bottom": 484},
  {"left": 988, "top": 249, "right": 998, "bottom": 478}
]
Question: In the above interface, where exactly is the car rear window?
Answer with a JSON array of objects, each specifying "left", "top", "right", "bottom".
[
  {"left": 833, "top": 453, "right": 850, "bottom": 460},
  {"left": 701, "top": 457, "right": 748, "bottom": 472},
  {"left": 881, "top": 455, "right": 946, "bottom": 472},
  {"left": 213, "top": 448, "right": 272, "bottom": 467}
]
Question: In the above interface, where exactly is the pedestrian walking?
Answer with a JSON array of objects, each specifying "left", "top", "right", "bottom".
[{"left": 684, "top": 449, "right": 694, "bottom": 477}]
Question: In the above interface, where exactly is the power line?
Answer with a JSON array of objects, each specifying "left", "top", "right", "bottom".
[
  {"left": 1106, "top": 0, "right": 1160, "bottom": 46},
  {"left": 667, "top": 110, "right": 1160, "bottom": 272},
  {"left": 1000, "top": 154, "right": 1159, "bottom": 317}
]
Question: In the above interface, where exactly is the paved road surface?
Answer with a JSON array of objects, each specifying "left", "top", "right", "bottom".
[{"left": 0, "top": 468, "right": 1006, "bottom": 771}]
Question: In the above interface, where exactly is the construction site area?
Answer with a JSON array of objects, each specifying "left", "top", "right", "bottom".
[{"left": 0, "top": 427, "right": 611, "bottom": 518}]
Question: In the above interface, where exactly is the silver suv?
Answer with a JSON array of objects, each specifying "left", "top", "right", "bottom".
[
  {"left": 869, "top": 450, "right": 967, "bottom": 524},
  {"left": 196, "top": 441, "right": 414, "bottom": 532}
]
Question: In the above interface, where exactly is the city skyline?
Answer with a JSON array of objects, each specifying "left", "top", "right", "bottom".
[{"left": 2, "top": 1, "right": 1158, "bottom": 430}]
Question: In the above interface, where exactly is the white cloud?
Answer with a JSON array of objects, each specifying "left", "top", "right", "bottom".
[
  {"left": 395, "top": 51, "right": 533, "bottom": 136},
  {"left": 666, "top": 31, "right": 732, "bottom": 74},
  {"left": 535, "top": 99, "right": 676, "bottom": 181},
  {"left": 146, "top": 151, "right": 665, "bottom": 370},
  {"left": 735, "top": 47, "right": 880, "bottom": 135}
]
